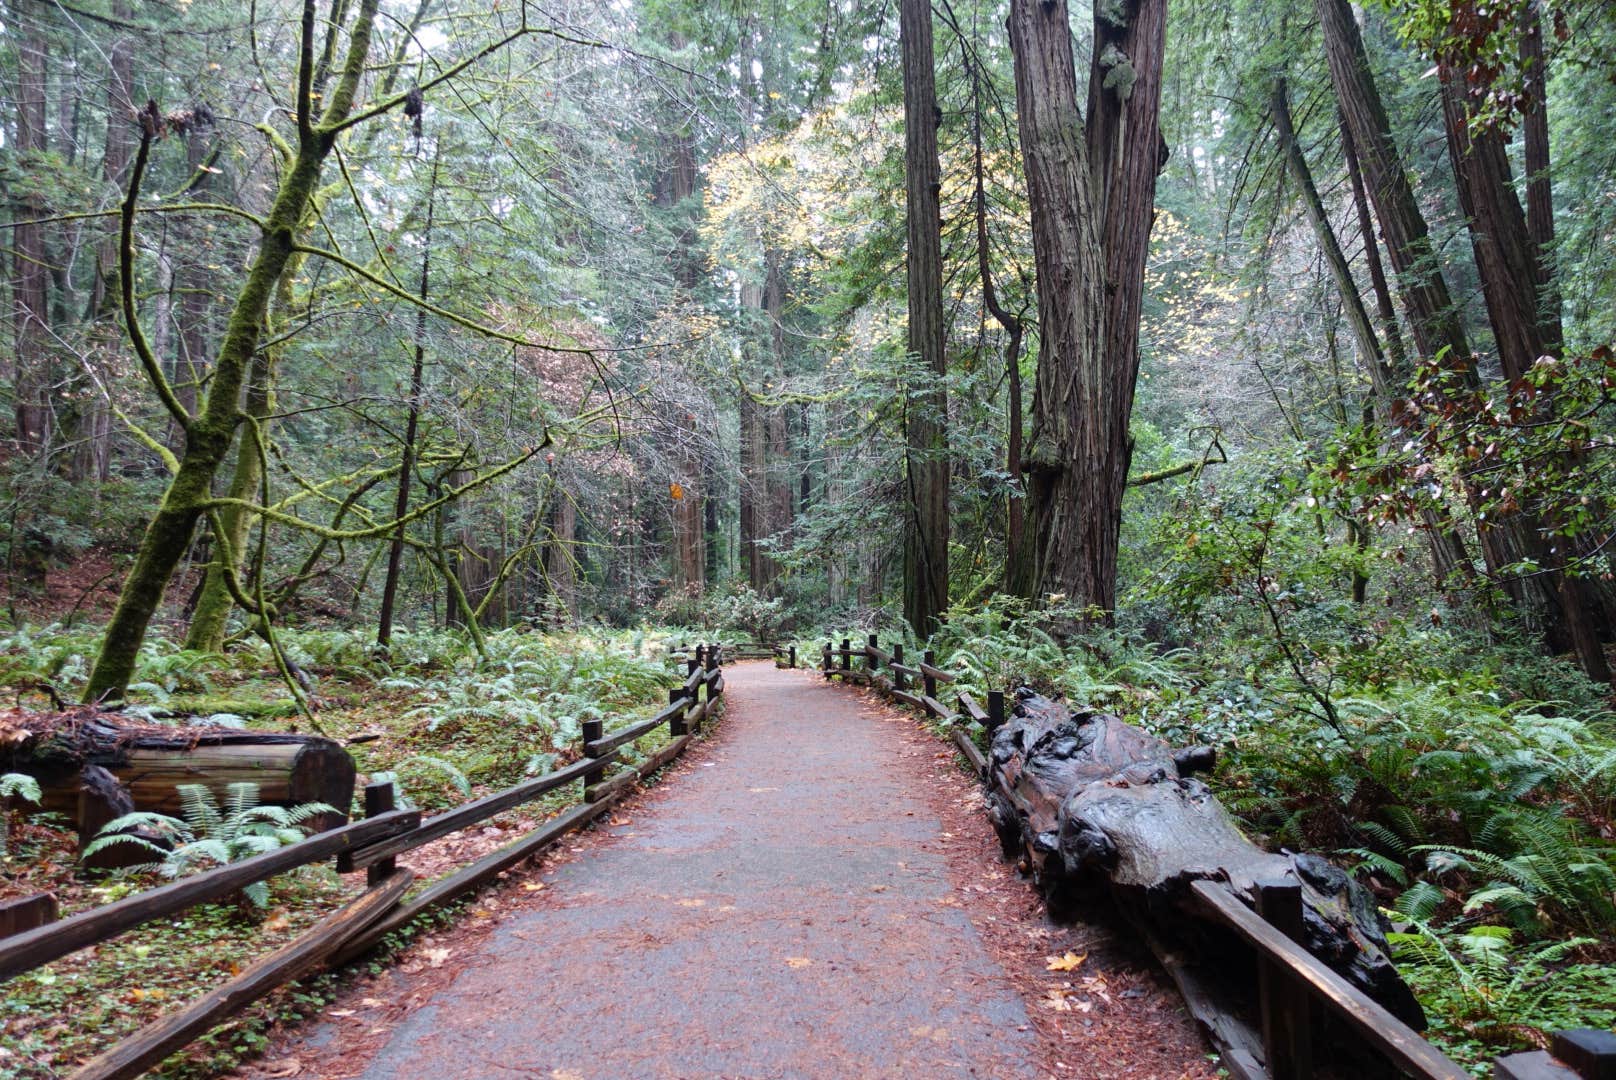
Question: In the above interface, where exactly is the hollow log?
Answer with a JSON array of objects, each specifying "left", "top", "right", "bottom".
[
  {"left": 2, "top": 708, "right": 354, "bottom": 828},
  {"left": 986, "top": 688, "right": 1424, "bottom": 1031}
]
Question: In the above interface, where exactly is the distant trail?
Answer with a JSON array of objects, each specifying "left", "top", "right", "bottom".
[{"left": 260, "top": 662, "right": 1212, "bottom": 1080}]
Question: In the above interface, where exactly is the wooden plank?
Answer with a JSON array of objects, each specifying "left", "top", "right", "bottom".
[
  {"left": 637, "top": 734, "right": 693, "bottom": 779},
  {"left": 956, "top": 692, "right": 989, "bottom": 724},
  {"left": 583, "top": 768, "right": 637, "bottom": 803},
  {"left": 889, "top": 663, "right": 921, "bottom": 680},
  {"left": 683, "top": 667, "right": 705, "bottom": 694},
  {"left": 918, "top": 661, "right": 955, "bottom": 684},
  {"left": 69, "top": 871, "right": 413, "bottom": 1080},
  {"left": 0, "top": 808, "right": 418, "bottom": 984},
  {"left": 892, "top": 689, "right": 926, "bottom": 711},
  {"left": 584, "top": 698, "right": 688, "bottom": 757},
  {"left": 1190, "top": 880, "right": 1468, "bottom": 1080},
  {"left": 0, "top": 893, "right": 57, "bottom": 940},
  {"left": 920, "top": 695, "right": 952, "bottom": 719},
  {"left": 338, "top": 754, "right": 618, "bottom": 872},
  {"left": 330, "top": 798, "right": 617, "bottom": 967},
  {"left": 864, "top": 644, "right": 891, "bottom": 666},
  {"left": 951, "top": 728, "right": 987, "bottom": 777}
]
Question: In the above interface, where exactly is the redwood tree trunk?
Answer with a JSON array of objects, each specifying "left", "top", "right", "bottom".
[
  {"left": 1007, "top": 0, "right": 1165, "bottom": 625},
  {"left": 900, "top": 0, "right": 950, "bottom": 638},
  {"left": 13, "top": 3, "right": 53, "bottom": 456}
]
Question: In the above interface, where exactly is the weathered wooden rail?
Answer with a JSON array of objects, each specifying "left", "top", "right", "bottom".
[
  {"left": 1, "top": 644, "right": 727, "bottom": 1080},
  {"left": 818, "top": 631, "right": 1615, "bottom": 1080}
]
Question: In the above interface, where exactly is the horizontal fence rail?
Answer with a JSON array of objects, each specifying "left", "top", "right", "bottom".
[{"left": 4, "top": 644, "right": 728, "bottom": 1080}]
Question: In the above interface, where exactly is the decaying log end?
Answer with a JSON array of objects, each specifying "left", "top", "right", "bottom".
[{"left": 987, "top": 687, "right": 1425, "bottom": 1031}]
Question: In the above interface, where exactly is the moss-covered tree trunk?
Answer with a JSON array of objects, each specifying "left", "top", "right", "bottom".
[{"left": 85, "top": 0, "right": 380, "bottom": 702}]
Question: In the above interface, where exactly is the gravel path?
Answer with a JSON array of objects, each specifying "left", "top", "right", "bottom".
[{"left": 253, "top": 662, "right": 1213, "bottom": 1080}]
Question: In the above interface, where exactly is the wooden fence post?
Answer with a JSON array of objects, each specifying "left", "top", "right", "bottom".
[
  {"left": 987, "top": 690, "right": 1005, "bottom": 732},
  {"left": 922, "top": 650, "right": 937, "bottom": 700},
  {"left": 867, "top": 633, "right": 879, "bottom": 674},
  {"left": 363, "top": 781, "right": 398, "bottom": 887},
  {"left": 1256, "top": 879, "right": 1312, "bottom": 1080},
  {"left": 669, "top": 687, "right": 688, "bottom": 737},
  {"left": 822, "top": 642, "right": 832, "bottom": 678},
  {"left": 892, "top": 643, "right": 906, "bottom": 691},
  {"left": 788, "top": 645, "right": 796, "bottom": 669},
  {"left": 581, "top": 719, "right": 607, "bottom": 789},
  {"left": 0, "top": 893, "right": 57, "bottom": 940}
]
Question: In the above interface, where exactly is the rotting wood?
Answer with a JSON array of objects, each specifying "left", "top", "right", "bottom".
[
  {"left": 68, "top": 871, "right": 413, "bottom": 1080},
  {"left": 985, "top": 689, "right": 1424, "bottom": 1029},
  {"left": 0, "top": 807, "right": 417, "bottom": 983},
  {"left": 4, "top": 710, "right": 354, "bottom": 827}
]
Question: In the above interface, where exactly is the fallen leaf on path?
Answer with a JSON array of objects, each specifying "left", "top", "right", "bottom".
[
  {"left": 259, "top": 1061, "right": 302, "bottom": 1078},
  {"left": 1045, "top": 951, "right": 1087, "bottom": 972},
  {"left": 522, "top": 881, "right": 547, "bottom": 892},
  {"left": 677, "top": 897, "right": 705, "bottom": 907},
  {"left": 422, "top": 947, "right": 452, "bottom": 968},
  {"left": 784, "top": 956, "right": 813, "bottom": 968},
  {"left": 326, "top": 1009, "right": 355, "bottom": 1018}
]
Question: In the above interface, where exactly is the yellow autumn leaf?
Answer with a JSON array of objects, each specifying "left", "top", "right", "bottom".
[
  {"left": 1045, "top": 951, "right": 1086, "bottom": 972},
  {"left": 669, "top": 482, "right": 684, "bottom": 500},
  {"left": 784, "top": 956, "right": 812, "bottom": 968}
]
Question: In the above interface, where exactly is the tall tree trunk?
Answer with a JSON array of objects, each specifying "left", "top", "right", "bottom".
[
  {"left": 1274, "top": 80, "right": 1472, "bottom": 587},
  {"left": 900, "top": 0, "right": 950, "bottom": 639},
  {"left": 1519, "top": 2, "right": 1559, "bottom": 345},
  {"left": 86, "top": 0, "right": 383, "bottom": 702},
  {"left": 763, "top": 253, "right": 792, "bottom": 594},
  {"left": 1316, "top": 0, "right": 1471, "bottom": 370},
  {"left": 376, "top": 153, "right": 439, "bottom": 650},
  {"left": 1086, "top": 0, "right": 1168, "bottom": 485},
  {"left": 73, "top": 0, "right": 135, "bottom": 483},
  {"left": 971, "top": 69, "right": 1026, "bottom": 594},
  {"left": 13, "top": 2, "right": 53, "bottom": 456},
  {"left": 1007, "top": 0, "right": 1166, "bottom": 626},
  {"left": 1437, "top": 39, "right": 1607, "bottom": 681}
]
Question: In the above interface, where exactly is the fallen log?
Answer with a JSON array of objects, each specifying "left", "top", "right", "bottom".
[
  {"left": 985, "top": 688, "right": 1424, "bottom": 1031},
  {"left": 2, "top": 708, "right": 354, "bottom": 829}
]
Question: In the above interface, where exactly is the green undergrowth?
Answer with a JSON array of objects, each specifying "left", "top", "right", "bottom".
[{"left": 0, "top": 623, "right": 688, "bottom": 1077}]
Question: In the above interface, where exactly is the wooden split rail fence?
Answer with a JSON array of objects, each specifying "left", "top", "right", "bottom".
[
  {"left": 817, "top": 632, "right": 1616, "bottom": 1080},
  {"left": 0, "top": 645, "right": 727, "bottom": 1080}
]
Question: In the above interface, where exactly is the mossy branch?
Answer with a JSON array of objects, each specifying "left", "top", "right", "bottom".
[{"left": 199, "top": 445, "right": 544, "bottom": 541}]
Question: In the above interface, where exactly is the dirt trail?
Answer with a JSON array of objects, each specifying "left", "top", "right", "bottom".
[{"left": 255, "top": 662, "right": 1212, "bottom": 1080}]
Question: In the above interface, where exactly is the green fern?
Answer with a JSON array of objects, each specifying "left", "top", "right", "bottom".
[{"left": 82, "top": 782, "right": 334, "bottom": 911}]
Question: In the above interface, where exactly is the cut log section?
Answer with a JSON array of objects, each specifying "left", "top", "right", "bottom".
[
  {"left": 2, "top": 708, "right": 355, "bottom": 830},
  {"left": 985, "top": 688, "right": 1424, "bottom": 1032}
]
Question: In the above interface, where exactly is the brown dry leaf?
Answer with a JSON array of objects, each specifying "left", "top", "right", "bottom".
[
  {"left": 677, "top": 897, "right": 705, "bottom": 908},
  {"left": 422, "top": 947, "right": 452, "bottom": 968},
  {"left": 551, "top": 1071, "right": 585, "bottom": 1080},
  {"left": 1045, "top": 951, "right": 1086, "bottom": 972},
  {"left": 1043, "top": 989, "right": 1073, "bottom": 1012},
  {"left": 262, "top": 911, "right": 292, "bottom": 933},
  {"left": 326, "top": 1009, "right": 355, "bottom": 1019},
  {"left": 259, "top": 1061, "right": 302, "bottom": 1078},
  {"left": 784, "top": 956, "right": 813, "bottom": 969},
  {"left": 522, "top": 881, "right": 547, "bottom": 892}
]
